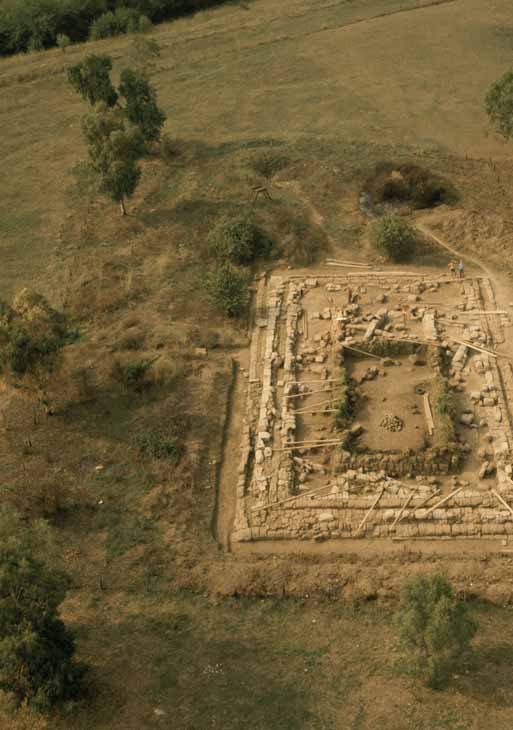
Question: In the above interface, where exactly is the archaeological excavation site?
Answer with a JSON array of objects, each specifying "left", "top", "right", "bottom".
[{"left": 225, "top": 268, "right": 513, "bottom": 549}]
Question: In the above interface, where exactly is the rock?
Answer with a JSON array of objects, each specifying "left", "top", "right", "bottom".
[
  {"left": 482, "top": 397, "right": 496, "bottom": 407},
  {"left": 479, "top": 461, "right": 490, "bottom": 479},
  {"left": 255, "top": 450, "right": 264, "bottom": 464},
  {"left": 258, "top": 431, "right": 271, "bottom": 441},
  {"left": 459, "top": 413, "right": 474, "bottom": 426},
  {"left": 350, "top": 423, "right": 364, "bottom": 437},
  {"left": 305, "top": 278, "right": 318, "bottom": 288}
]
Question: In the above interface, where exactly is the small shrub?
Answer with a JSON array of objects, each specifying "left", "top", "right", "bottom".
[
  {"left": 56, "top": 34, "right": 70, "bottom": 53},
  {"left": 370, "top": 214, "right": 416, "bottom": 262},
  {"left": 111, "top": 356, "right": 158, "bottom": 391},
  {"left": 394, "top": 573, "right": 478, "bottom": 689},
  {"left": 249, "top": 151, "right": 290, "bottom": 179},
  {"left": 207, "top": 216, "right": 272, "bottom": 265},
  {"left": 134, "top": 431, "right": 182, "bottom": 461},
  {"left": 160, "top": 133, "right": 179, "bottom": 163},
  {"left": 206, "top": 264, "right": 249, "bottom": 317}
]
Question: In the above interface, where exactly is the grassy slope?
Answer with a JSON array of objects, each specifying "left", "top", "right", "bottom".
[{"left": 2, "top": 0, "right": 513, "bottom": 728}]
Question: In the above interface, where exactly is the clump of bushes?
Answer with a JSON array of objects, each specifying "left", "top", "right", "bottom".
[
  {"left": 363, "top": 162, "right": 458, "bottom": 210},
  {"left": 207, "top": 216, "right": 273, "bottom": 265},
  {"left": 334, "top": 371, "right": 356, "bottom": 427},
  {"left": 206, "top": 264, "right": 249, "bottom": 317},
  {"left": 89, "top": 8, "right": 151, "bottom": 41},
  {"left": 433, "top": 376, "right": 457, "bottom": 446},
  {"left": 370, "top": 214, "right": 416, "bottom": 262},
  {"left": 394, "top": 573, "right": 478, "bottom": 689}
]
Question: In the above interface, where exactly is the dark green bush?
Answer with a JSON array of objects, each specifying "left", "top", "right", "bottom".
[
  {"left": 207, "top": 216, "right": 273, "bottom": 265},
  {"left": 394, "top": 574, "right": 478, "bottom": 689},
  {"left": 334, "top": 371, "right": 356, "bottom": 427},
  {"left": 206, "top": 264, "right": 249, "bottom": 317},
  {"left": 134, "top": 431, "right": 182, "bottom": 460},
  {"left": 0, "top": 547, "right": 87, "bottom": 712},
  {"left": 370, "top": 214, "right": 416, "bottom": 262},
  {"left": 89, "top": 8, "right": 151, "bottom": 41}
]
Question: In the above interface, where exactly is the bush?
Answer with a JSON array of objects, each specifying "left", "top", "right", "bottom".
[
  {"left": 249, "top": 151, "right": 290, "bottom": 179},
  {"left": 394, "top": 574, "right": 478, "bottom": 689},
  {"left": 134, "top": 431, "right": 182, "bottom": 461},
  {"left": 89, "top": 8, "right": 151, "bottom": 41},
  {"left": 56, "top": 33, "right": 70, "bottom": 52},
  {"left": 206, "top": 264, "right": 249, "bottom": 317},
  {"left": 334, "top": 371, "right": 356, "bottom": 427},
  {"left": 0, "top": 547, "right": 87, "bottom": 712},
  {"left": 207, "top": 216, "right": 273, "bottom": 265},
  {"left": 370, "top": 214, "right": 416, "bottom": 262},
  {"left": 363, "top": 162, "right": 457, "bottom": 210}
]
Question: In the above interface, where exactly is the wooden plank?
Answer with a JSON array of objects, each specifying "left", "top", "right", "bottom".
[
  {"left": 251, "top": 483, "right": 334, "bottom": 512},
  {"left": 401, "top": 489, "right": 441, "bottom": 523},
  {"left": 391, "top": 492, "right": 416, "bottom": 530},
  {"left": 284, "top": 387, "right": 333, "bottom": 399},
  {"left": 422, "top": 487, "right": 463, "bottom": 517},
  {"left": 354, "top": 488, "right": 384, "bottom": 536},
  {"left": 450, "top": 338, "right": 499, "bottom": 359},
  {"left": 342, "top": 344, "right": 382, "bottom": 360},
  {"left": 423, "top": 393, "right": 434, "bottom": 436},
  {"left": 325, "top": 258, "right": 371, "bottom": 267},
  {"left": 492, "top": 489, "right": 513, "bottom": 517}
]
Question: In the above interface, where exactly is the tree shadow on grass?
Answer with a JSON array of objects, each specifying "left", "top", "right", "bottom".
[
  {"left": 74, "top": 610, "right": 320, "bottom": 730},
  {"left": 456, "top": 644, "right": 513, "bottom": 708}
]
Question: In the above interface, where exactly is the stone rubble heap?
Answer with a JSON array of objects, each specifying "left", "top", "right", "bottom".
[{"left": 379, "top": 414, "right": 404, "bottom": 432}]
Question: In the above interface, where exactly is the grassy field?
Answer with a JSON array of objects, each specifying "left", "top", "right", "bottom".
[{"left": 2, "top": 0, "right": 513, "bottom": 727}]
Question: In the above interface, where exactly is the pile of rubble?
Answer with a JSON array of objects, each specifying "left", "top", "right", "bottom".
[{"left": 380, "top": 414, "right": 404, "bottom": 432}]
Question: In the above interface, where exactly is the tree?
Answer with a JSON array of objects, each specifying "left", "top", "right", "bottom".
[
  {"left": 67, "top": 54, "right": 118, "bottom": 108},
  {"left": 485, "top": 70, "right": 513, "bottom": 140},
  {"left": 81, "top": 103, "right": 145, "bottom": 215},
  {"left": 206, "top": 263, "right": 249, "bottom": 317},
  {"left": 394, "top": 573, "right": 478, "bottom": 689},
  {"left": 128, "top": 36, "right": 161, "bottom": 79},
  {"left": 118, "top": 67, "right": 166, "bottom": 144},
  {"left": 0, "top": 545, "right": 87, "bottom": 713},
  {"left": 0, "top": 289, "right": 77, "bottom": 415},
  {"left": 370, "top": 214, "right": 416, "bottom": 262}
]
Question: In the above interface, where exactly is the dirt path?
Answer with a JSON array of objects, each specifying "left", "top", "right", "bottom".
[{"left": 415, "top": 214, "right": 513, "bottom": 356}]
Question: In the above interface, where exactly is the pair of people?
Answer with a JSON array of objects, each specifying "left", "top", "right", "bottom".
[{"left": 448, "top": 259, "right": 464, "bottom": 279}]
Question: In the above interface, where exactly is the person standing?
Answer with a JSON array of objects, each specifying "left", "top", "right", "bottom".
[
  {"left": 347, "top": 287, "right": 353, "bottom": 305},
  {"left": 458, "top": 260, "right": 465, "bottom": 279},
  {"left": 448, "top": 260, "right": 456, "bottom": 278}
]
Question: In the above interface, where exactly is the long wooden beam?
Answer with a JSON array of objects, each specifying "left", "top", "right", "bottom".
[
  {"left": 492, "top": 489, "right": 513, "bottom": 517},
  {"left": 354, "top": 488, "right": 384, "bottom": 536},
  {"left": 422, "top": 487, "right": 463, "bottom": 518},
  {"left": 251, "top": 483, "right": 334, "bottom": 512}
]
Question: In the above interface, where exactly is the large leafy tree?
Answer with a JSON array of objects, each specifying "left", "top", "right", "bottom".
[
  {"left": 67, "top": 53, "right": 118, "bottom": 108},
  {"left": 118, "top": 67, "right": 166, "bottom": 143},
  {"left": 81, "top": 103, "right": 145, "bottom": 215},
  {"left": 394, "top": 573, "right": 478, "bottom": 689},
  {"left": 0, "top": 544, "right": 86, "bottom": 713}
]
